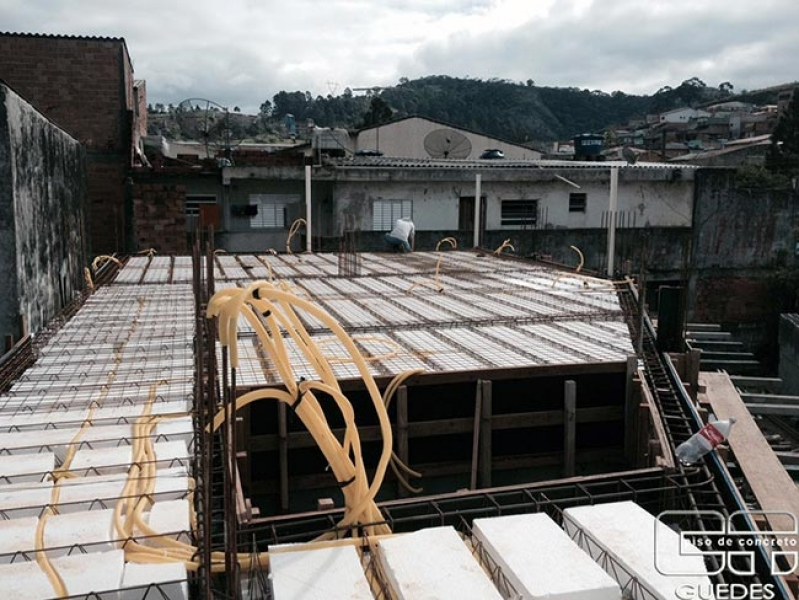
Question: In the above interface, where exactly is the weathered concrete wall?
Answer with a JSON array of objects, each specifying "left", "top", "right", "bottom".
[
  {"left": 689, "top": 169, "right": 799, "bottom": 366},
  {"left": 0, "top": 83, "right": 87, "bottom": 342},
  {"left": 331, "top": 166, "right": 694, "bottom": 232},
  {"left": 779, "top": 314, "right": 799, "bottom": 395}
]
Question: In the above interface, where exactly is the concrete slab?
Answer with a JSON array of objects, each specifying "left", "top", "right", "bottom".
[
  {"left": 473, "top": 513, "right": 621, "bottom": 599},
  {"left": 563, "top": 501, "right": 713, "bottom": 600},
  {"left": 377, "top": 526, "right": 503, "bottom": 600},
  {"left": 269, "top": 544, "right": 373, "bottom": 600}
]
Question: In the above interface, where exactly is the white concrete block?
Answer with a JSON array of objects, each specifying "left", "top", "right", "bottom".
[
  {"left": 121, "top": 561, "right": 189, "bottom": 600},
  {"left": 70, "top": 441, "right": 190, "bottom": 475},
  {"left": 55, "top": 472, "right": 190, "bottom": 513},
  {"left": 143, "top": 499, "right": 191, "bottom": 544},
  {"left": 0, "top": 452, "right": 54, "bottom": 485},
  {"left": 563, "top": 501, "right": 714, "bottom": 600},
  {"left": 44, "top": 507, "right": 116, "bottom": 556},
  {"left": 0, "top": 560, "right": 56, "bottom": 599},
  {"left": 52, "top": 549, "right": 125, "bottom": 598},
  {"left": 377, "top": 526, "right": 503, "bottom": 600},
  {"left": 269, "top": 544, "right": 373, "bottom": 600},
  {"left": 473, "top": 513, "right": 621, "bottom": 600},
  {"left": 0, "top": 516, "right": 38, "bottom": 563},
  {"left": 0, "top": 482, "right": 53, "bottom": 519}
]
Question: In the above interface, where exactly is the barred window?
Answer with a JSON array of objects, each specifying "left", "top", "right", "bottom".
[
  {"left": 373, "top": 199, "right": 412, "bottom": 231},
  {"left": 249, "top": 194, "right": 289, "bottom": 228},
  {"left": 569, "top": 193, "right": 587, "bottom": 213},
  {"left": 501, "top": 200, "right": 538, "bottom": 227}
]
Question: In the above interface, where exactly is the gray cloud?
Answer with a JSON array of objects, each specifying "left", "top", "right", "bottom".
[{"left": 1, "top": 0, "right": 796, "bottom": 113}]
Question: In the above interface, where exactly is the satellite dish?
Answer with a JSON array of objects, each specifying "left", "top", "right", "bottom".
[
  {"left": 424, "top": 128, "right": 472, "bottom": 159},
  {"left": 622, "top": 146, "right": 639, "bottom": 165},
  {"left": 175, "top": 98, "right": 241, "bottom": 162}
]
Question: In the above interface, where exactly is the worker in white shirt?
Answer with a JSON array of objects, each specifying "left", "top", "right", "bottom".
[{"left": 385, "top": 217, "right": 415, "bottom": 252}]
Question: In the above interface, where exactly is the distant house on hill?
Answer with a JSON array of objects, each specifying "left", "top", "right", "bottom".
[
  {"left": 659, "top": 107, "right": 711, "bottom": 124},
  {"left": 351, "top": 116, "right": 542, "bottom": 160}
]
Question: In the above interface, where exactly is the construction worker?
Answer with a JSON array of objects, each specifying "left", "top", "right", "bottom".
[{"left": 385, "top": 217, "right": 415, "bottom": 253}]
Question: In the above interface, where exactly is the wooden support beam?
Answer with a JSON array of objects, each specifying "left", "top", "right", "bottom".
[
  {"left": 247, "top": 406, "right": 624, "bottom": 452},
  {"left": 637, "top": 402, "right": 650, "bottom": 468},
  {"left": 278, "top": 401, "right": 289, "bottom": 513},
  {"left": 479, "top": 380, "right": 492, "bottom": 489},
  {"left": 624, "top": 355, "right": 639, "bottom": 463},
  {"left": 685, "top": 349, "right": 701, "bottom": 402},
  {"left": 744, "top": 403, "right": 799, "bottom": 417},
  {"left": 729, "top": 376, "right": 783, "bottom": 392},
  {"left": 396, "top": 385, "right": 409, "bottom": 499},
  {"left": 470, "top": 380, "right": 482, "bottom": 490},
  {"left": 564, "top": 380, "right": 576, "bottom": 478},
  {"left": 741, "top": 393, "right": 799, "bottom": 406}
]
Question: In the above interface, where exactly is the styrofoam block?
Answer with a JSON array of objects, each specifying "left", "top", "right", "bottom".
[
  {"left": 0, "top": 482, "right": 53, "bottom": 519},
  {"left": 473, "top": 513, "right": 621, "bottom": 600},
  {"left": 0, "top": 560, "right": 56, "bottom": 599},
  {"left": 269, "top": 544, "right": 373, "bottom": 600},
  {"left": 70, "top": 441, "right": 190, "bottom": 475},
  {"left": 55, "top": 473, "right": 190, "bottom": 514},
  {"left": 121, "top": 561, "right": 189, "bottom": 600},
  {"left": 143, "top": 499, "right": 191, "bottom": 544},
  {"left": 0, "top": 452, "right": 54, "bottom": 485},
  {"left": 377, "top": 527, "right": 503, "bottom": 600},
  {"left": 44, "top": 507, "right": 116, "bottom": 556},
  {"left": 563, "top": 501, "right": 713, "bottom": 600},
  {"left": 0, "top": 516, "right": 38, "bottom": 563},
  {"left": 52, "top": 549, "right": 125, "bottom": 598}
]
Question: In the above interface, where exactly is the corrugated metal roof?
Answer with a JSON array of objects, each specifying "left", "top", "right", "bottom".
[
  {"left": 0, "top": 31, "right": 126, "bottom": 42},
  {"left": 331, "top": 156, "right": 699, "bottom": 170}
]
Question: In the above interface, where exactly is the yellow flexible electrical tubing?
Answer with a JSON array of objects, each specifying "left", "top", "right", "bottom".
[
  {"left": 91, "top": 255, "right": 122, "bottom": 272},
  {"left": 569, "top": 245, "right": 585, "bottom": 273},
  {"left": 285, "top": 218, "right": 307, "bottom": 254},
  {"left": 207, "top": 282, "right": 406, "bottom": 536},
  {"left": 494, "top": 238, "right": 515, "bottom": 255}
]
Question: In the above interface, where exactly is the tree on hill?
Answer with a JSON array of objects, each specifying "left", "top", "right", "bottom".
[{"left": 360, "top": 96, "right": 394, "bottom": 128}]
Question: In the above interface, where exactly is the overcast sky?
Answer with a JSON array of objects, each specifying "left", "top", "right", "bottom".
[{"left": 2, "top": 0, "right": 797, "bottom": 113}]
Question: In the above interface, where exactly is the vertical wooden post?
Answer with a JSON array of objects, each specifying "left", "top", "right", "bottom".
[
  {"left": 637, "top": 402, "right": 651, "bottom": 468},
  {"left": 278, "top": 402, "right": 289, "bottom": 512},
  {"left": 624, "top": 355, "right": 639, "bottom": 464},
  {"left": 470, "top": 381, "right": 483, "bottom": 490},
  {"left": 564, "top": 380, "right": 576, "bottom": 477},
  {"left": 479, "top": 380, "right": 493, "bottom": 489},
  {"left": 396, "top": 385, "right": 409, "bottom": 498},
  {"left": 686, "top": 348, "right": 702, "bottom": 401}
]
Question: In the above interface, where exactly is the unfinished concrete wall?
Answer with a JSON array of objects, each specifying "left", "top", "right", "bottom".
[
  {"left": 778, "top": 314, "right": 799, "bottom": 394},
  {"left": 689, "top": 169, "right": 799, "bottom": 366},
  {"left": 0, "top": 83, "right": 87, "bottom": 342}
]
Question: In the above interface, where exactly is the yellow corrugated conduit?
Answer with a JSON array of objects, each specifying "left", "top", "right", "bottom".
[
  {"left": 207, "top": 280, "right": 425, "bottom": 540},
  {"left": 407, "top": 237, "right": 457, "bottom": 294},
  {"left": 285, "top": 218, "right": 307, "bottom": 254}
]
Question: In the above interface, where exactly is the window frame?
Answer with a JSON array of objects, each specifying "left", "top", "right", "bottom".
[
  {"left": 569, "top": 193, "right": 587, "bottom": 213},
  {"left": 373, "top": 199, "right": 413, "bottom": 231},
  {"left": 500, "top": 199, "right": 538, "bottom": 227}
]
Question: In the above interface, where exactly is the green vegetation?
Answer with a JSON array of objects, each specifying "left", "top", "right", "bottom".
[{"left": 147, "top": 76, "right": 792, "bottom": 143}]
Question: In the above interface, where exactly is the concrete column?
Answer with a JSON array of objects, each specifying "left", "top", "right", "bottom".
[
  {"left": 607, "top": 166, "right": 619, "bottom": 277},
  {"left": 473, "top": 173, "right": 482, "bottom": 248},
  {"left": 305, "top": 163, "right": 313, "bottom": 253}
]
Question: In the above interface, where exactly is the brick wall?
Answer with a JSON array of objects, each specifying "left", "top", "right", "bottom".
[
  {"left": 132, "top": 182, "right": 188, "bottom": 254},
  {"left": 0, "top": 34, "right": 136, "bottom": 254}
]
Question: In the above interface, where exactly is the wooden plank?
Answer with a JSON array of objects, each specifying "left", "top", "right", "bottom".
[
  {"left": 564, "top": 380, "right": 576, "bottom": 477},
  {"left": 741, "top": 393, "right": 799, "bottom": 406},
  {"left": 278, "top": 401, "right": 289, "bottom": 513},
  {"left": 729, "top": 376, "right": 783, "bottom": 393},
  {"left": 639, "top": 372, "right": 675, "bottom": 469},
  {"left": 470, "top": 381, "right": 482, "bottom": 490},
  {"left": 397, "top": 386, "right": 409, "bottom": 499},
  {"left": 479, "top": 380, "right": 492, "bottom": 489},
  {"left": 700, "top": 372, "right": 799, "bottom": 556},
  {"left": 744, "top": 403, "right": 799, "bottom": 417},
  {"left": 247, "top": 406, "right": 624, "bottom": 451}
]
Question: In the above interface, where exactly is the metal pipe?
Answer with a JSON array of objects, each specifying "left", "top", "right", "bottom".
[
  {"left": 607, "top": 167, "right": 619, "bottom": 277},
  {"left": 305, "top": 163, "right": 313, "bottom": 253},
  {"left": 473, "top": 173, "right": 482, "bottom": 248}
]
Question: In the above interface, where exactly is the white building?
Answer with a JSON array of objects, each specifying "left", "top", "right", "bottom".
[{"left": 659, "top": 108, "right": 711, "bottom": 124}]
